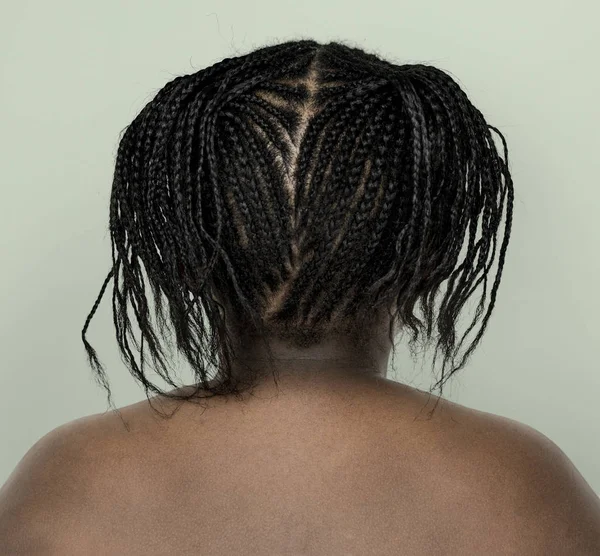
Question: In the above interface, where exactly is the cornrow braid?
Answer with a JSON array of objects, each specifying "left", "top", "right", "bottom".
[
  {"left": 310, "top": 97, "right": 400, "bottom": 321},
  {"left": 82, "top": 39, "right": 514, "bottom": 417},
  {"left": 279, "top": 87, "right": 390, "bottom": 322}
]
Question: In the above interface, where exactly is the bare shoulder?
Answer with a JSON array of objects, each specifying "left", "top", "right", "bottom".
[
  {"left": 431, "top": 398, "right": 600, "bottom": 554},
  {"left": 2, "top": 391, "right": 600, "bottom": 555},
  {"left": 0, "top": 408, "right": 151, "bottom": 555}
]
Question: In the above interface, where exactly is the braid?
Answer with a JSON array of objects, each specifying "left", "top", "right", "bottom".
[
  {"left": 302, "top": 98, "right": 394, "bottom": 320},
  {"left": 82, "top": 39, "right": 515, "bottom": 415},
  {"left": 312, "top": 97, "right": 399, "bottom": 321},
  {"left": 282, "top": 90, "right": 387, "bottom": 320}
]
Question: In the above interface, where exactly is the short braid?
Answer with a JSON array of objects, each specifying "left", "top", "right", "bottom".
[{"left": 83, "top": 40, "right": 515, "bottom": 415}]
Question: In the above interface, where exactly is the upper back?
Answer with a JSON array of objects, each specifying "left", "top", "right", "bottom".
[{"left": 2, "top": 379, "right": 600, "bottom": 555}]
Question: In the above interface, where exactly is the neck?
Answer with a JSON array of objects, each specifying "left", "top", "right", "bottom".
[{"left": 222, "top": 325, "right": 393, "bottom": 386}]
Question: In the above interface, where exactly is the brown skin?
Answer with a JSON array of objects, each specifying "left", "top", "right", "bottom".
[{"left": 1, "top": 314, "right": 600, "bottom": 554}]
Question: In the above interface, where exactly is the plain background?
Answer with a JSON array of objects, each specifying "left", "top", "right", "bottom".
[{"left": 1, "top": 0, "right": 598, "bottom": 495}]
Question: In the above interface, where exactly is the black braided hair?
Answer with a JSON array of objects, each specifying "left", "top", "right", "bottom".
[{"left": 82, "top": 39, "right": 514, "bottom": 417}]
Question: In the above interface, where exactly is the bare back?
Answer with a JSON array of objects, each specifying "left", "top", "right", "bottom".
[{"left": 3, "top": 376, "right": 600, "bottom": 555}]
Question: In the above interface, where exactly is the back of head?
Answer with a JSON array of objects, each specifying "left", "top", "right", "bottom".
[{"left": 82, "top": 39, "right": 513, "bottom": 411}]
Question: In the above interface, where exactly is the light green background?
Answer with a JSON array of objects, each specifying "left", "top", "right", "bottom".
[{"left": 1, "top": 1, "right": 598, "bottom": 494}]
